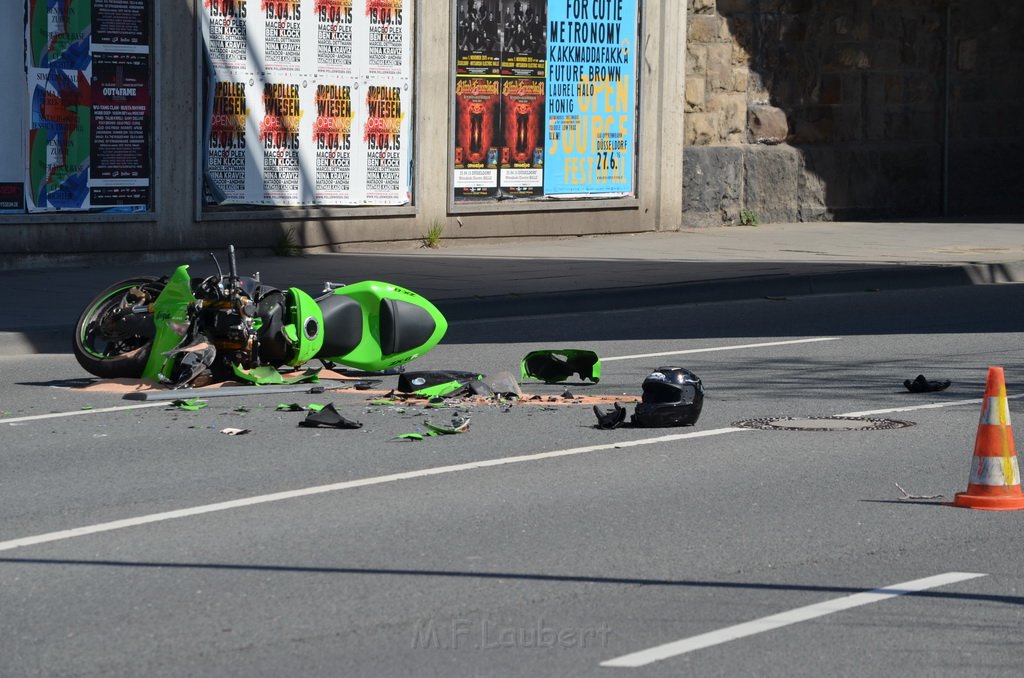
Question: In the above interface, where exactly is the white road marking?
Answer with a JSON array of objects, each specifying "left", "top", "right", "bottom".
[
  {"left": 842, "top": 394, "right": 1024, "bottom": 417},
  {"left": 0, "top": 427, "right": 748, "bottom": 553},
  {"left": 603, "top": 337, "right": 840, "bottom": 362},
  {"left": 3, "top": 402, "right": 167, "bottom": 424},
  {"left": 1, "top": 335, "right": 1011, "bottom": 554},
  {"left": 600, "top": 571, "right": 988, "bottom": 668}
]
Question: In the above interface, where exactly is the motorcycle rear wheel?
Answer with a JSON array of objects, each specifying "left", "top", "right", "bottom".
[{"left": 72, "top": 277, "right": 165, "bottom": 379}]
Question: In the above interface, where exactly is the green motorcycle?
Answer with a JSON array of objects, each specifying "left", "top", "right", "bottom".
[{"left": 72, "top": 246, "right": 447, "bottom": 386}]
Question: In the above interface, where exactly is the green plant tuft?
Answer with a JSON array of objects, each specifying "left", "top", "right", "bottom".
[
  {"left": 421, "top": 220, "right": 444, "bottom": 249},
  {"left": 274, "top": 227, "right": 301, "bottom": 257},
  {"left": 739, "top": 208, "right": 760, "bottom": 226}
]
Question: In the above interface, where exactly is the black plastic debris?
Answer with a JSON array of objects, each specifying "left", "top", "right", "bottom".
[
  {"left": 594, "top": 403, "right": 628, "bottom": 429},
  {"left": 904, "top": 375, "right": 951, "bottom": 393},
  {"left": 298, "top": 402, "right": 363, "bottom": 429}
]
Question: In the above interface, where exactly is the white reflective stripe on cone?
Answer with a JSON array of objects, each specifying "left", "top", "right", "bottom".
[
  {"left": 979, "top": 396, "right": 1011, "bottom": 426},
  {"left": 969, "top": 455, "right": 1021, "bottom": 486}
]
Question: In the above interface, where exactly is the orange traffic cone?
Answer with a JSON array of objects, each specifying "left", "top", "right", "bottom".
[{"left": 952, "top": 366, "right": 1024, "bottom": 510}]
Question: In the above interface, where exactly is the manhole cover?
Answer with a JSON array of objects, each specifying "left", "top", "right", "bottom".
[{"left": 733, "top": 416, "right": 914, "bottom": 431}]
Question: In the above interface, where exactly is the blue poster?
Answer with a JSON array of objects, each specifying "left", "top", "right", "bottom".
[{"left": 543, "top": 0, "right": 636, "bottom": 196}]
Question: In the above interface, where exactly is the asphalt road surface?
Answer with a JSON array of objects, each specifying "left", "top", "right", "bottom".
[{"left": 2, "top": 283, "right": 1024, "bottom": 677}]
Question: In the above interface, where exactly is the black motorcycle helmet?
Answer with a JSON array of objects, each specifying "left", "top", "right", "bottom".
[{"left": 632, "top": 367, "right": 705, "bottom": 427}]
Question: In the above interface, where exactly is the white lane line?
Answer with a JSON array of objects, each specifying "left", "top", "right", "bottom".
[
  {"left": 600, "top": 571, "right": 987, "bottom": 668},
  {"left": 603, "top": 337, "right": 839, "bottom": 362},
  {"left": 3, "top": 402, "right": 167, "bottom": 424},
  {"left": 0, "top": 427, "right": 748, "bottom": 553},
  {"left": 1, "top": 384, "right": 1013, "bottom": 551},
  {"left": 841, "top": 393, "right": 1024, "bottom": 418}
]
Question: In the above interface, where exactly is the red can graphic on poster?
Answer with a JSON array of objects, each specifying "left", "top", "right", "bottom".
[
  {"left": 500, "top": 77, "right": 544, "bottom": 198},
  {"left": 453, "top": 77, "right": 500, "bottom": 199}
]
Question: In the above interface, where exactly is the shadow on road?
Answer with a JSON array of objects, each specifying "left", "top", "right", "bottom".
[{"left": 0, "top": 557, "right": 1017, "bottom": 606}]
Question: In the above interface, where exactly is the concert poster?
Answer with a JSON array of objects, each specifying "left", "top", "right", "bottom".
[
  {"left": 27, "top": 68, "right": 92, "bottom": 211},
  {"left": 453, "top": 77, "right": 500, "bottom": 199},
  {"left": 455, "top": 0, "right": 500, "bottom": 76},
  {"left": 362, "top": 82, "right": 408, "bottom": 203},
  {"left": 255, "top": 0, "right": 309, "bottom": 73},
  {"left": 499, "top": 78, "right": 544, "bottom": 198},
  {"left": 202, "top": 0, "right": 250, "bottom": 73},
  {"left": 366, "top": 0, "right": 409, "bottom": 78},
  {"left": 315, "top": 0, "right": 355, "bottom": 74},
  {"left": 499, "top": 0, "right": 545, "bottom": 77},
  {"left": 312, "top": 79, "right": 355, "bottom": 203},
  {"left": 90, "top": 50, "right": 151, "bottom": 209},
  {"left": 543, "top": 0, "right": 637, "bottom": 196},
  {"left": 94, "top": 0, "right": 151, "bottom": 49},
  {"left": 205, "top": 77, "right": 251, "bottom": 203},
  {"left": 258, "top": 79, "right": 304, "bottom": 203}
]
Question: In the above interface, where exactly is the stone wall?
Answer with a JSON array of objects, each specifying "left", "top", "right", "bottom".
[{"left": 683, "top": 0, "right": 1024, "bottom": 226}]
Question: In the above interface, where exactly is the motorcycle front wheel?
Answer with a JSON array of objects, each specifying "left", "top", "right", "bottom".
[{"left": 72, "top": 277, "right": 165, "bottom": 379}]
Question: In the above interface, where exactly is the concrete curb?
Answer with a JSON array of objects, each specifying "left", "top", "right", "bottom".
[{"left": 435, "top": 262, "right": 1010, "bottom": 321}]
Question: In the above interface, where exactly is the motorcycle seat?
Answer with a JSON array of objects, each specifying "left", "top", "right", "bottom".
[{"left": 316, "top": 294, "right": 363, "bottom": 357}]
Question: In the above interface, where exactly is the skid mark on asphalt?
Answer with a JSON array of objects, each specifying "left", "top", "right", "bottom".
[{"left": 600, "top": 572, "right": 987, "bottom": 667}]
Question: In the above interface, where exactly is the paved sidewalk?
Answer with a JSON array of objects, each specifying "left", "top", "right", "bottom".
[{"left": 2, "top": 221, "right": 1022, "bottom": 356}]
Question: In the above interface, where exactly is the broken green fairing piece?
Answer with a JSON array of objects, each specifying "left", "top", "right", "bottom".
[
  {"left": 170, "top": 398, "right": 207, "bottom": 411},
  {"left": 276, "top": 403, "right": 326, "bottom": 412},
  {"left": 233, "top": 365, "right": 321, "bottom": 386},
  {"left": 520, "top": 349, "right": 601, "bottom": 384},
  {"left": 424, "top": 417, "right": 470, "bottom": 435},
  {"left": 397, "top": 433, "right": 427, "bottom": 440}
]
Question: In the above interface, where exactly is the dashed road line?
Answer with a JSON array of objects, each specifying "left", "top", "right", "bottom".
[{"left": 600, "top": 571, "right": 988, "bottom": 668}]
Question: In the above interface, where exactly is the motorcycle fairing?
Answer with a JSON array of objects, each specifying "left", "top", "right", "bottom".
[
  {"left": 282, "top": 287, "right": 325, "bottom": 366},
  {"left": 316, "top": 281, "right": 448, "bottom": 371},
  {"left": 141, "top": 265, "right": 197, "bottom": 382}
]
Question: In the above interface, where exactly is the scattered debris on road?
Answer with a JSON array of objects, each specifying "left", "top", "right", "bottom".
[{"left": 904, "top": 374, "right": 951, "bottom": 393}]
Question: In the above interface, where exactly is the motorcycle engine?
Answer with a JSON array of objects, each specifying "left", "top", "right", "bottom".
[
  {"left": 191, "top": 275, "right": 266, "bottom": 371},
  {"left": 197, "top": 297, "right": 259, "bottom": 368}
]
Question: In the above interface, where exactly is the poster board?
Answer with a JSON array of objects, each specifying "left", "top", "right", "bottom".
[
  {"left": 24, "top": 0, "right": 153, "bottom": 213},
  {"left": 452, "top": 0, "right": 637, "bottom": 202},
  {"left": 200, "top": 0, "right": 414, "bottom": 207}
]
